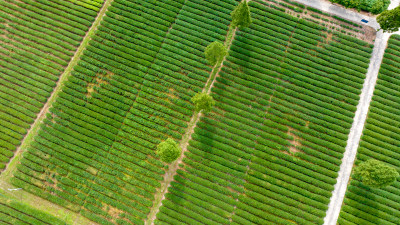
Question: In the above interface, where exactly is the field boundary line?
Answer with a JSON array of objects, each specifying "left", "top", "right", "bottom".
[
  {"left": 145, "top": 22, "right": 239, "bottom": 225},
  {"left": 0, "top": 0, "right": 113, "bottom": 223}
]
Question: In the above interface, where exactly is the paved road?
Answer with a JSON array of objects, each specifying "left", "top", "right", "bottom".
[
  {"left": 323, "top": 30, "right": 390, "bottom": 225},
  {"left": 389, "top": 0, "right": 400, "bottom": 9},
  {"left": 289, "top": 0, "right": 400, "bottom": 224},
  {"left": 295, "top": 0, "right": 379, "bottom": 29}
]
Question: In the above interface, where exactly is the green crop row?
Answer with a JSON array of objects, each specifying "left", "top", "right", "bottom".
[
  {"left": 14, "top": 0, "right": 239, "bottom": 224},
  {"left": 0, "top": 0, "right": 103, "bottom": 169}
]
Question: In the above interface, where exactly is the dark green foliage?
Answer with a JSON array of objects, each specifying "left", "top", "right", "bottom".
[
  {"left": 377, "top": 6, "right": 400, "bottom": 32},
  {"left": 330, "top": 0, "right": 390, "bottom": 14},
  {"left": 205, "top": 41, "right": 228, "bottom": 66},
  {"left": 353, "top": 159, "right": 399, "bottom": 188},
  {"left": 191, "top": 92, "right": 215, "bottom": 112},
  {"left": 156, "top": 138, "right": 181, "bottom": 163},
  {"left": 231, "top": 0, "right": 252, "bottom": 28}
]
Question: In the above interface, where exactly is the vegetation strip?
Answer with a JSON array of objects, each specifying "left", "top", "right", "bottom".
[{"left": 0, "top": 194, "right": 66, "bottom": 225}]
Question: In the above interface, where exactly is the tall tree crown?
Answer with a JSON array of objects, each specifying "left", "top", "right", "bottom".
[
  {"left": 353, "top": 159, "right": 399, "bottom": 188},
  {"left": 377, "top": 6, "right": 400, "bottom": 32},
  {"left": 231, "top": 1, "right": 252, "bottom": 29},
  {"left": 204, "top": 41, "right": 228, "bottom": 66}
]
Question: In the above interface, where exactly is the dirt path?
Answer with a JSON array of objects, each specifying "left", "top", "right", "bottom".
[
  {"left": 0, "top": 0, "right": 114, "bottom": 223},
  {"left": 145, "top": 24, "right": 240, "bottom": 225}
]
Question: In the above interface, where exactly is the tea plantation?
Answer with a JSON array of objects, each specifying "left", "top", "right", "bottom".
[
  {"left": 0, "top": 0, "right": 103, "bottom": 170},
  {"left": 338, "top": 35, "right": 400, "bottom": 225},
  {"left": 12, "top": 0, "right": 239, "bottom": 224},
  {"left": 0, "top": 0, "right": 389, "bottom": 224},
  {"left": 156, "top": 0, "right": 373, "bottom": 224}
]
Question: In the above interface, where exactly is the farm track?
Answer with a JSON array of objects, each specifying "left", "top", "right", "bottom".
[{"left": 0, "top": 0, "right": 113, "bottom": 223}]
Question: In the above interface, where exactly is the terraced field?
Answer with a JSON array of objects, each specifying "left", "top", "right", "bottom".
[
  {"left": 0, "top": 195, "right": 66, "bottom": 224},
  {"left": 155, "top": 1, "right": 375, "bottom": 224},
  {"left": 338, "top": 35, "right": 400, "bottom": 225},
  {"left": 0, "top": 0, "right": 104, "bottom": 170}
]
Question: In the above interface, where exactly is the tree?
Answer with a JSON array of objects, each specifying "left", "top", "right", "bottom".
[
  {"left": 191, "top": 92, "right": 215, "bottom": 113},
  {"left": 231, "top": 0, "right": 252, "bottom": 29},
  {"left": 156, "top": 138, "right": 181, "bottom": 163},
  {"left": 377, "top": 6, "right": 400, "bottom": 32},
  {"left": 205, "top": 41, "right": 227, "bottom": 66},
  {"left": 353, "top": 159, "right": 399, "bottom": 188}
]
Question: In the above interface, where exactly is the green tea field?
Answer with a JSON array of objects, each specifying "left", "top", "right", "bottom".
[
  {"left": 156, "top": 1, "right": 374, "bottom": 224},
  {"left": 0, "top": 0, "right": 103, "bottom": 170},
  {"left": 0, "top": 0, "right": 397, "bottom": 224}
]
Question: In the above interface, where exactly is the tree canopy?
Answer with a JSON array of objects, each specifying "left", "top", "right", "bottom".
[
  {"left": 205, "top": 41, "right": 227, "bottom": 66},
  {"left": 377, "top": 6, "right": 400, "bottom": 32},
  {"left": 330, "top": 0, "right": 389, "bottom": 14},
  {"left": 156, "top": 138, "right": 181, "bottom": 163},
  {"left": 353, "top": 159, "right": 399, "bottom": 188},
  {"left": 231, "top": 0, "right": 252, "bottom": 29},
  {"left": 191, "top": 92, "right": 215, "bottom": 113}
]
